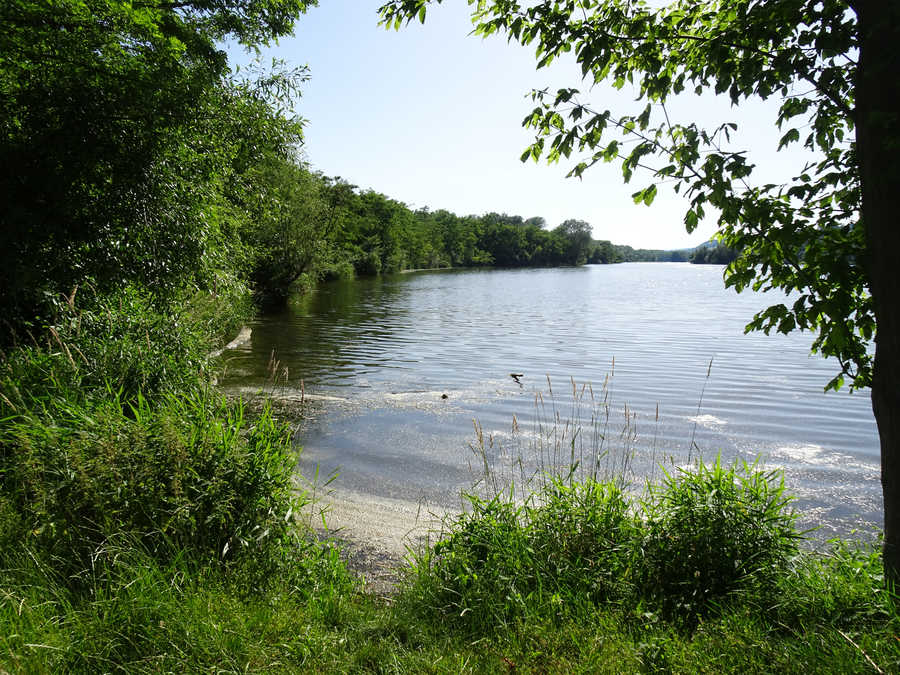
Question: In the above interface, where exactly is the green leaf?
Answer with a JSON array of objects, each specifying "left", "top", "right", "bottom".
[{"left": 777, "top": 128, "right": 800, "bottom": 151}]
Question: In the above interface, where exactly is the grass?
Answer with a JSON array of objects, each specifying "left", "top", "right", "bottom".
[
  {"left": 3, "top": 532, "right": 896, "bottom": 673},
  {"left": 469, "top": 372, "right": 640, "bottom": 505},
  {"left": 1, "top": 292, "right": 898, "bottom": 672},
  {"left": 387, "top": 458, "right": 899, "bottom": 672}
]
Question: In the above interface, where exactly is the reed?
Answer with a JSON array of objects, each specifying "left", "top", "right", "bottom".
[{"left": 469, "top": 373, "right": 640, "bottom": 507}]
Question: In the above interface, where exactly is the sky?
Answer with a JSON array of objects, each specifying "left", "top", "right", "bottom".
[{"left": 229, "top": 0, "right": 816, "bottom": 250}]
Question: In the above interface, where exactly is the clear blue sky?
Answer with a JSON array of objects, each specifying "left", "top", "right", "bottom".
[{"left": 231, "top": 0, "right": 815, "bottom": 250}]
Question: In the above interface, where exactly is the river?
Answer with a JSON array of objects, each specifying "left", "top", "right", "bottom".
[{"left": 220, "top": 263, "right": 881, "bottom": 542}]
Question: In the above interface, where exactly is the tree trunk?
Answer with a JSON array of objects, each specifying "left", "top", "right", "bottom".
[{"left": 855, "top": 3, "right": 900, "bottom": 585}]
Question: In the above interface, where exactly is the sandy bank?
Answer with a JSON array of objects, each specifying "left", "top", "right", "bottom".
[{"left": 309, "top": 488, "right": 455, "bottom": 598}]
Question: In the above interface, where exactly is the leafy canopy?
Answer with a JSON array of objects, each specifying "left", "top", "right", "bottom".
[
  {"left": 380, "top": 0, "right": 866, "bottom": 391},
  {"left": 0, "top": 0, "right": 314, "bottom": 334}
]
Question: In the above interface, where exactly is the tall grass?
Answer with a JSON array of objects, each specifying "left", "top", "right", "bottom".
[
  {"left": 401, "top": 458, "right": 804, "bottom": 632},
  {"left": 2, "top": 389, "right": 307, "bottom": 575},
  {"left": 0, "top": 284, "right": 325, "bottom": 583},
  {"left": 0, "top": 535, "right": 359, "bottom": 672},
  {"left": 470, "top": 374, "right": 639, "bottom": 506},
  {"left": 641, "top": 457, "right": 802, "bottom": 621},
  {"left": 0, "top": 283, "right": 372, "bottom": 669}
]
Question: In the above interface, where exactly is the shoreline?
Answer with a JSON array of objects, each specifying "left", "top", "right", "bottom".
[{"left": 308, "top": 487, "right": 453, "bottom": 597}]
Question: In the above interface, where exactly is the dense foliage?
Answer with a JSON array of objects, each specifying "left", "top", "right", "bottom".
[
  {"left": 408, "top": 459, "right": 801, "bottom": 632},
  {"left": 2, "top": 0, "right": 698, "bottom": 328},
  {"left": 691, "top": 241, "right": 739, "bottom": 265},
  {"left": 0, "top": 286, "right": 304, "bottom": 579},
  {"left": 0, "top": 0, "right": 316, "bottom": 337}
]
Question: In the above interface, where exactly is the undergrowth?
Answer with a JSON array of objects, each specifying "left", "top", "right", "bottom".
[
  {"left": 393, "top": 458, "right": 900, "bottom": 672},
  {"left": 400, "top": 459, "right": 802, "bottom": 632},
  {"left": 0, "top": 388, "right": 304, "bottom": 579}
]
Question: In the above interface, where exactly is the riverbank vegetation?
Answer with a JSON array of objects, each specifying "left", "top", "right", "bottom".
[
  {"left": 2, "top": 293, "right": 894, "bottom": 673},
  {"left": 3, "top": 387, "right": 898, "bottom": 673},
  {"left": 1, "top": 295, "right": 896, "bottom": 671},
  {"left": 2, "top": 0, "right": 897, "bottom": 671}
]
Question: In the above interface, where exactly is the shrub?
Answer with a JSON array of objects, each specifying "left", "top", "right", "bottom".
[
  {"left": 410, "top": 495, "right": 531, "bottom": 632},
  {"left": 404, "top": 480, "right": 640, "bottom": 632},
  {"left": 405, "top": 459, "right": 806, "bottom": 632},
  {"left": 530, "top": 479, "right": 640, "bottom": 603},
  {"left": 182, "top": 281, "right": 254, "bottom": 353},
  {"left": 318, "top": 259, "right": 356, "bottom": 281},
  {"left": 0, "top": 286, "right": 211, "bottom": 413},
  {"left": 0, "top": 389, "right": 305, "bottom": 576},
  {"left": 639, "top": 457, "right": 801, "bottom": 620}
]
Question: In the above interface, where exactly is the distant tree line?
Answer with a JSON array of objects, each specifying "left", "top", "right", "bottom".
[
  {"left": 690, "top": 242, "right": 740, "bottom": 265},
  {"left": 241, "top": 163, "right": 701, "bottom": 303}
]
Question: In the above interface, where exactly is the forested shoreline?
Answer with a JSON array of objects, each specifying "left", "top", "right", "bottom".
[{"left": 239, "top": 163, "right": 698, "bottom": 304}]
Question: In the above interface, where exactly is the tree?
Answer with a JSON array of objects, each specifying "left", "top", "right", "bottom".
[
  {"left": 0, "top": 0, "right": 314, "bottom": 335},
  {"left": 242, "top": 155, "right": 330, "bottom": 304},
  {"left": 589, "top": 240, "right": 619, "bottom": 264},
  {"left": 554, "top": 218, "right": 594, "bottom": 265},
  {"left": 479, "top": 218, "right": 529, "bottom": 265},
  {"left": 379, "top": 1, "right": 900, "bottom": 583},
  {"left": 691, "top": 242, "right": 740, "bottom": 265}
]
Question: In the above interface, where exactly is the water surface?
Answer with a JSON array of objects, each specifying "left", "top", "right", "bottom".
[{"left": 221, "top": 264, "right": 881, "bottom": 538}]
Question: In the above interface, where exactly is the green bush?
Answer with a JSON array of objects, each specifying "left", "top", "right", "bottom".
[
  {"left": 0, "top": 387, "right": 305, "bottom": 576},
  {"left": 182, "top": 281, "right": 254, "bottom": 353},
  {"left": 640, "top": 457, "right": 801, "bottom": 620},
  {"left": 530, "top": 479, "right": 640, "bottom": 603},
  {"left": 318, "top": 259, "right": 356, "bottom": 281},
  {"left": 355, "top": 249, "right": 382, "bottom": 276},
  {"left": 0, "top": 283, "right": 303, "bottom": 584},
  {"left": 404, "top": 459, "right": 807, "bottom": 633},
  {"left": 411, "top": 495, "right": 531, "bottom": 631},
  {"left": 1, "top": 286, "right": 211, "bottom": 413},
  {"left": 405, "top": 480, "right": 641, "bottom": 633}
]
